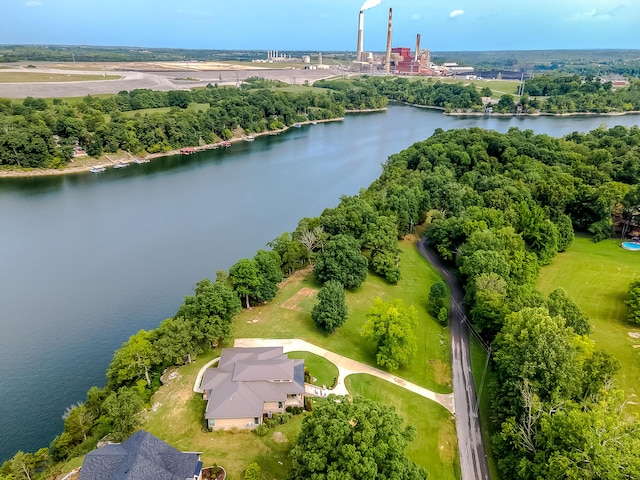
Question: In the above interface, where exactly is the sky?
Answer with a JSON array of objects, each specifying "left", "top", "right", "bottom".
[{"left": 2, "top": 0, "right": 639, "bottom": 52}]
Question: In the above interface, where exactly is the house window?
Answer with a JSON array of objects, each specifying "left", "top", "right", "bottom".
[
  {"left": 254, "top": 417, "right": 260, "bottom": 425},
  {"left": 209, "top": 419, "right": 215, "bottom": 428},
  {"left": 278, "top": 402, "right": 283, "bottom": 409}
]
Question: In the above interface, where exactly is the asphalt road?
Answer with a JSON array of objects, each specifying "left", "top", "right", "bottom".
[{"left": 418, "top": 238, "right": 491, "bottom": 480}]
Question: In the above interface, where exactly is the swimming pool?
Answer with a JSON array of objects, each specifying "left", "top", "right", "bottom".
[{"left": 621, "top": 242, "right": 640, "bottom": 251}]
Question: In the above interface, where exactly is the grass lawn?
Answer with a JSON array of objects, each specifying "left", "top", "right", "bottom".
[
  {"left": 234, "top": 238, "right": 453, "bottom": 394},
  {"left": 0, "top": 72, "right": 120, "bottom": 82},
  {"left": 346, "top": 374, "right": 459, "bottom": 480},
  {"left": 436, "top": 78, "right": 521, "bottom": 97},
  {"left": 537, "top": 234, "right": 640, "bottom": 413},
  {"left": 120, "top": 102, "right": 210, "bottom": 117},
  {"left": 287, "top": 351, "right": 339, "bottom": 387},
  {"left": 274, "top": 84, "right": 327, "bottom": 93}
]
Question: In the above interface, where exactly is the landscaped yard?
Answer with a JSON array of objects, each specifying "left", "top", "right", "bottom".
[
  {"left": 537, "top": 234, "right": 640, "bottom": 413},
  {"left": 346, "top": 374, "right": 459, "bottom": 480},
  {"left": 234, "top": 238, "right": 453, "bottom": 394},
  {"left": 136, "top": 237, "right": 456, "bottom": 479},
  {"left": 287, "top": 351, "right": 338, "bottom": 387}
]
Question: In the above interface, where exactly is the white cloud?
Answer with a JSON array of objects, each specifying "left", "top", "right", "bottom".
[
  {"left": 411, "top": 13, "right": 421, "bottom": 20},
  {"left": 571, "top": 6, "right": 620, "bottom": 20},
  {"left": 450, "top": 9, "right": 465, "bottom": 18},
  {"left": 25, "top": 1, "right": 42, "bottom": 6}
]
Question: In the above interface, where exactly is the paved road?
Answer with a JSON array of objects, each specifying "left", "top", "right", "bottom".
[{"left": 418, "top": 238, "right": 490, "bottom": 480}]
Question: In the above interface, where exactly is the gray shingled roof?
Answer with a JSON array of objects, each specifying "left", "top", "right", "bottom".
[
  {"left": 79, "top": 430, "right": 201, "bottom": 480},
  {"left": 202, "top": 347, "right": 305, "bottom": 420}
]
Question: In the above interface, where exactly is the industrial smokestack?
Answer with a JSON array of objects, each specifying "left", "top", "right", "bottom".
[
  {"left": 356, "top": 10, "right": 364, "bottom": 62},
  {"left": 415, "top": 33, "right": 421, "bottom": 62},
  {"left": 385, "top": 8, "right": 393, "bottom": 74}
]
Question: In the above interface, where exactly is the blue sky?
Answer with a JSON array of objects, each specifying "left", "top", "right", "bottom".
[{"left": 2, "top": 0, "right": 639, "bottom": 52}]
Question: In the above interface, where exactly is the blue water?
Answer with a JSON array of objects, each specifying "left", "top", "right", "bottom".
[{"left": 0, "top": 105, "right": 639, "bottom": 461}]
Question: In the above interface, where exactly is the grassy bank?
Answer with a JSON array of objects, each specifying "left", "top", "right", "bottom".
[
  {"left": 0, "top": 72, "right": 120, "bottom": 82},
  {"left": 537, "top": 234, "right": 640, "bottom": 413}
]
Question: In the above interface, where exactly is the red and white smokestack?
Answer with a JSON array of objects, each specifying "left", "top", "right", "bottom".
[
  {"left": 415, "top": 33, "right": 421, "bottom": 62},
  {"left": 385, "top": 8, "right": 393, "bottom": 73},
  {"left": 356, "top": 10, "right": 364, "bottom": 62}
]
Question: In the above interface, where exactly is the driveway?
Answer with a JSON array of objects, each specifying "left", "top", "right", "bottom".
[{"left": 230, "top": 337, "right": 455, "bottom": 414}]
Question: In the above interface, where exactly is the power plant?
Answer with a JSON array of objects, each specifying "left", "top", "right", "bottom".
[{"left": 352, "top": 6, "right": 473, "bottom": 77}]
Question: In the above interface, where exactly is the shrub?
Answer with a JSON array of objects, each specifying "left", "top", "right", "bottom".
[
  {"left": 255, "top": 424, "right": 269, "bottom": 437},
  {"left": 244, "top": 462, "right": 261, "bottom": 480}
]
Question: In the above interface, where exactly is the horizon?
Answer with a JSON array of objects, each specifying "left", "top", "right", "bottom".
[{"left": 3, "top": 0, "right": 638, "bottom": 52}]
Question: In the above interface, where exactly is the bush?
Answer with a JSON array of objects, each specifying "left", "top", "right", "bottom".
[
  {"left": 255, "top": 424, "right": 269, "bottom": 437},
  {"left": 626, "top": 279, "right": 640, "bottom": 325},
  {"left": 244, "top": 462, "right": 261, "bottom": 480}
]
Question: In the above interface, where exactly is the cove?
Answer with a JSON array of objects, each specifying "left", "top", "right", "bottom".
[{"left": 1, "top": 104, "right": 639, "bottom": 461}]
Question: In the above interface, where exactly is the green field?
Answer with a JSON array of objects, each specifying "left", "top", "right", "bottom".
[
  {"left": 287, "top": 351, "right": 338, "bottom": 387},
  {"left": 120, "top": 102, "right": 210, "bottom": 117},
  {"left": 346, "top": 374, "right": 459, "bottom": 480},
  {"left": 537, "top": 235, "right": 640, "bottom": 413},
  {"left": 234, "top": 239, "right": 453, "bottom": 394},
  {"left": 0, "top": 72, "right": 120, "bottom": 82},
  {"left": 436, "top": 77, "right": 521, "bottom": 97}
]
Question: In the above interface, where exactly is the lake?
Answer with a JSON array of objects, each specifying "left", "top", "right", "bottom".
[{"left": 1, "top": 105, "right": 639, "bottom": 461}]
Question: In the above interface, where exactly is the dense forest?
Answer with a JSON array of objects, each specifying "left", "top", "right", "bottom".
[
  {"left": 4, "top": 119, "right": 640, "bottom": 478},
  {"left": 0, "top": 78, "right": 386, "bottom": 168}
]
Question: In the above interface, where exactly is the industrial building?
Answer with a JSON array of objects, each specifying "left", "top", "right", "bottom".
[{"left": 352, "top": 7, "right": 473, "bottom": 77}]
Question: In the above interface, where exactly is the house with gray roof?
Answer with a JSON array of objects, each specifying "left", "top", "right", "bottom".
[
  {"left": 201, "top": 347, "right": 305, "bottom": 430},
  {"left": 79, "top": 430, "right": 202, "bottom": 480}
]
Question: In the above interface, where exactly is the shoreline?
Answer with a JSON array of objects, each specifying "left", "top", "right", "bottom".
[{"left": 0, "top": 117, "right": 344, "bottom": 179}]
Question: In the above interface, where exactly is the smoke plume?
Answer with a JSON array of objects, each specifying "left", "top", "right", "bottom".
[{"left": 361, "top": 0, "right": 382, "bottom": 11}]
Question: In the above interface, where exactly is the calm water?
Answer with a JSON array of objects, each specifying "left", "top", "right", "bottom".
[{"left": 1, "top": 105, "right": 639, "bottom": 461}]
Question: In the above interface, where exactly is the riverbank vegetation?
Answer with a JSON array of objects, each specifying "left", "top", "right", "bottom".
[{"left": 0, "top": 77, "right": 383, "bottom": 168}]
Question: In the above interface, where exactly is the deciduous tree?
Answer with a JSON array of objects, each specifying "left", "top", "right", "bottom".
[
  {"left": 311, "top": 280, "right": 348, "bottom": 333},
  {"left": 361, "top": 298, "right": 418, "bottom": 371}
]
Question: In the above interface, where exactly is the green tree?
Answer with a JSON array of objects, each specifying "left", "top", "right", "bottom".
[
  {"left": 288, "top": 396, "right": 427, "bottom": 480},
  {"left": 102, "top": 387, "right": 143, "bottom": 442},
  {"left": 106, "top": 329, "right": 155, "bottom": 388},
  {"left": 244, "top": 462, "right": 261, "bottom": 480},
  {"left": 311, "top": 280, "right": 348, "bottom": 333},
  {"left": 62, "top": 402, "right": 96, "bottom": 442},
  {"left": 314, "top": 234, "right": 368, "bottom": 289},
  {"left": 229, "top": 258, "right": 262, "bottom": 308},
  {"left": 626, "top": 280, "right": 640, "bottom": 325},
  {"left": 175, "top": 278, "right": 241, "bottom": 350},
  {"left": 361, "top": 298, "right": 418, "bottom": 371},
  {"left": 427, "top": 281, "right": 446, "bottom": 317},
  {"left": 253, "top": 249, "right": 283, "bottom": 303},
  {"left": 547, "top": 288, "right": 591, "bottom": 335}
]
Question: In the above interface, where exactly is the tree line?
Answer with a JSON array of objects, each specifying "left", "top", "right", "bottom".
[{"left": 0, "top": 78, "right": 359, "bottom": 168}]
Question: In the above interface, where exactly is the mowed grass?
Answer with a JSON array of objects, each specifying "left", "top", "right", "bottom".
[
  {"left": 346, "top": 374, "right": 459, "bottom": 480},
  {"left": 234, "top": 238, "right": 453, "bottom": 394},
  {"left": 274, "top": 84, "right": 327, "bottom": 93},
  {"left": 0, "top": 72, "right": 120, "bottom": 82},
  {"left": 537, "top": 234, "right": 640, "bottom": 413},
  {"left": 120, "top": 102, "right": 210, "bottom": 117},
  {"left": 287, "top": 351, "right": 338, "bottom": 387},
  {"left": 436, "top": 77, "right": 521, "bottom": 97}
]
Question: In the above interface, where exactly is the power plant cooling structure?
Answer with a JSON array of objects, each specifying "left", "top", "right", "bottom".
[
  {"left": 385, "top": 8, "right": 393, "bottom": 73},
  {"left": 356, "top": 10, "right": 364, "bottom": 62},
  {"left": 415, "top": 33, "right": 421, "bottom": 62}
]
